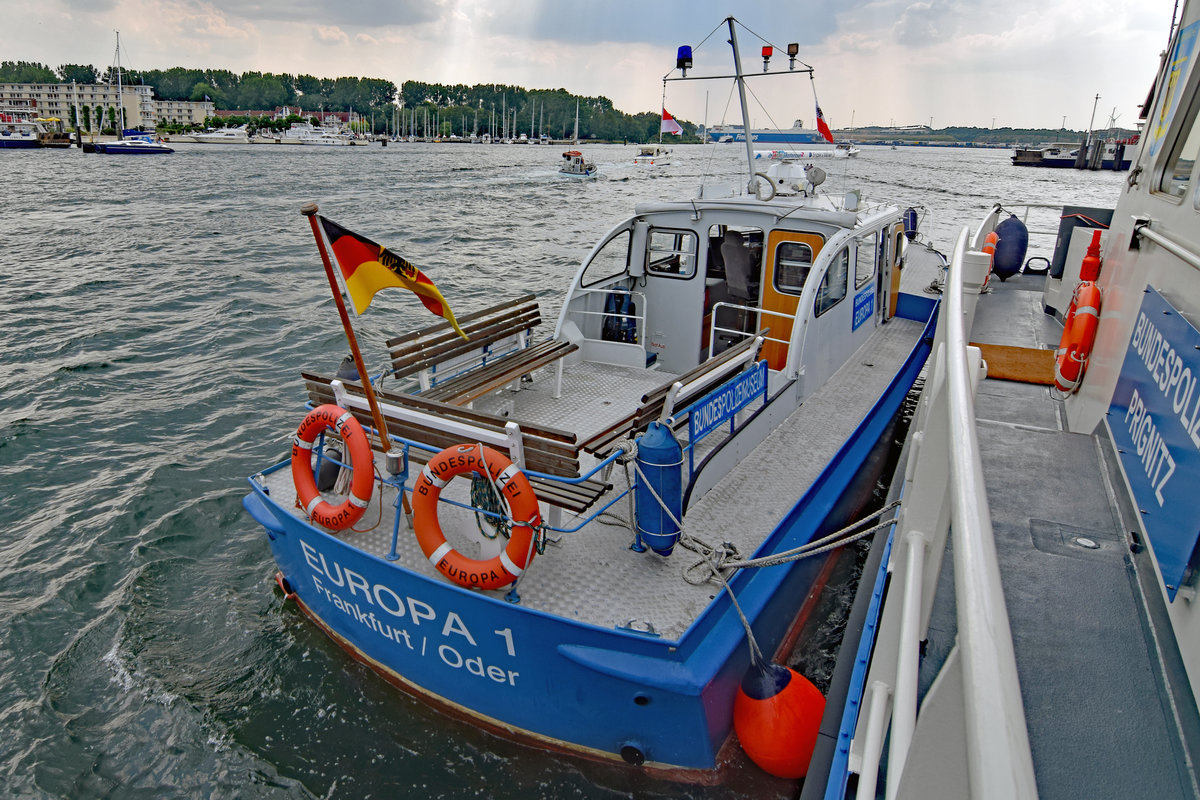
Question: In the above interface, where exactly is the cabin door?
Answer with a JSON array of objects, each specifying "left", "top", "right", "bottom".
[
  {"left": 639, "top": 227, "right": 705, "bottom": 373},
  {"left": 760, "top": 230, "right": 825, "bottom": 372},
  {"left": 878, "top": 223, "right": 905, "bottom": 322},
  {"left": 798, "top": 233, "right": 879, "bottom": 390}
]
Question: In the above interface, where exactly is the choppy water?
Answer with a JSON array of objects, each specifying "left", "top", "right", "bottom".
[{"left": 0, "top": 141, "right": 1125, "bottom": 799}]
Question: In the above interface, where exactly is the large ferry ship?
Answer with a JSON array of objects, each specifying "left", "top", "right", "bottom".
[{"left": 707, "top": 118, "right": 829, "bottom": 144}]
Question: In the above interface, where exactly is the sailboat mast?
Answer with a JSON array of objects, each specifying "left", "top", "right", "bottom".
[
  {"left": 114, "top": 30, "right": 125, "bottom": 137},
  {"left": 726, "top": 17, "right": 757, "bottom": 192}
]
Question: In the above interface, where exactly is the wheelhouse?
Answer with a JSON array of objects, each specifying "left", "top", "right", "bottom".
[{"left": 555, "top": 197, "right": 911, "bottom": 402}]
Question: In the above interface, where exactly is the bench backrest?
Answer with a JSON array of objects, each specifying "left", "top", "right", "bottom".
[
  {"left": 385, "top": 293, "right": 542, "bottom": 385},
  {"left": 301, "top": 371, "right": 583, "bottom": 478}
]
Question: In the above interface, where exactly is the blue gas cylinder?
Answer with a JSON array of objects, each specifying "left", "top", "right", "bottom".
[{"left": 634, "top": 422, "right": 683, "bottom": 555}]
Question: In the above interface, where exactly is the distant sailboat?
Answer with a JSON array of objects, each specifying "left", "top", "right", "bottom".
[{"left": 89, "top": 31, "right": 173, "bottom": 155}]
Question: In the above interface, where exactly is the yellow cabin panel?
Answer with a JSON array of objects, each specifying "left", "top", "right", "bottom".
[{"left": 760, "top": 230, "right": 825, "bottom": 371}]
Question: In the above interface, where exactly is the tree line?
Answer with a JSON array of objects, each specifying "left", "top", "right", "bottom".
[
  {"left": 0, "top": 60, "right": 395, "bottom": 115},
  {"left": 398, "top": 82, "right": 682, "bottom": 142},
  {"left": 0, "top": 60, "right": 698, "bottom": 141}
]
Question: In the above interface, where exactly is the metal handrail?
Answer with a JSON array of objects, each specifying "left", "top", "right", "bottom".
[
  {"left": 573, "top": 287, "right": 649, "bottom": 340},
  {"left": 973, "top": 201, "right": 1065, "bottom": 250},
  {"left": 850, "top": 227, "right": 1037, "bottom": 799},
  {"left": 943, "top": 228, "right": 1039, "bottom": 798},
  {"left": 1133, "top": 217, "right": 1200, "bottom": 272},
  {"left": 706, "top": 302, "right": 795, "bottom": 358}
]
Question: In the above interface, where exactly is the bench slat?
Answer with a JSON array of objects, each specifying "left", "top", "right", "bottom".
[
  {"left": 388, "top": 305, "right": 542, "bottom": 378},
  {"left": 303, "top": 373, "right": 578, "bottom": 448},
  {"left": 302, "top": 372, "right": 581, "bottom": 468},
  {"left": 385, "top": 293, "right": 537, "bottom": 350},
  {"left": 301, "top": 385, "right": 607, "bottom": 513},
  {"left": 386, "top": 294, "right": 541, "bottom": 379},
  {"left": 304, "top": 389, "right": 582, "bottom": 477},
  {"left": 421, "top": 340, "right": 578, "bottom": 406}
]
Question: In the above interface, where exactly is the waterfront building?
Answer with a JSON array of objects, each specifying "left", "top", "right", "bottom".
[{"left": 0, "top": 82, "right": 213, "bottom": 131}]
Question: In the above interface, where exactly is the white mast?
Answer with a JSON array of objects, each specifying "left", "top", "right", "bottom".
[
  {"left": 663, "top": 17, "right": 813, "bottom": 195},
  {"left": 725, "top": 17, "right": 757, "bottom": 192},
  {"left": 114, "top": 30, "right": 125, "bottom": 138}
]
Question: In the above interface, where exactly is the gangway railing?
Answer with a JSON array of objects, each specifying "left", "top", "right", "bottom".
[
  {"left": 972, "top": 201, "right": 1063, "bottom": 251},
  {"left": 707, "top": 302, "right": 796, "bottom": 367},
  {"left": 846, "top": 227, "right": 1038, "bottom": 799}
]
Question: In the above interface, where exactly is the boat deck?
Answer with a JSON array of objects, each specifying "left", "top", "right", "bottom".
[
  {"left": 261, "top": 317, "right": 926, "bottom": 641},
  {"left": 918, "top": 272, "right": 1200, "bottom": 798}
]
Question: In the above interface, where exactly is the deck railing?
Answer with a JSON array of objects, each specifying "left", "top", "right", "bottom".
[
  {"left": 972, "top": 201, "right": 1063, "bottom": 253},
  {"left": 847, "top": 227, "right": 1038, "bottom": 799}
]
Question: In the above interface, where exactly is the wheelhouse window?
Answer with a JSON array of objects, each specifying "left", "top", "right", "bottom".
[
  {"left": 816, "top": 248, "right": 849, "bottom": 316},
  {"left": 1159, "top": 84, "right": 1200, "bottom": 199},
  {"left": 1163, "top": 117, "right": 1200, "bottom": 199},
  {"left": 646, "top": 229, "right": 697, "bottom": 278},
  {"left": 581, "top": 229, "right": 631, "bottom": 287},
  {"left": 855, "top": 234, "right": 877, "bottom": 289},
  {"left": 774, "top": 241, "right": 814, "bottom": 295}
]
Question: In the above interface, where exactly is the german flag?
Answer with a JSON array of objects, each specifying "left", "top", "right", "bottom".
[{"left": 318, "top": 216, "right": 467, "bottom": 339}]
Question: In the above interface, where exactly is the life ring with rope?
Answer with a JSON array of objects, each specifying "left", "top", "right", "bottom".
[
  {"left": 1054, "top": 281, "right": 1102, "bottom": 393},
  {"left": 291, "top": 404, "right": 374, "bottom": 530},
  {"left": 412, "top": 444, "right": 542, "bottom": 590}
]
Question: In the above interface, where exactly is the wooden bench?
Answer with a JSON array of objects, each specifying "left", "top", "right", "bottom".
[
  {"left": 580, "top": 335, "right": 766, "bottom": 455},
  {"left": 385, "top": 294, "right": 578, "bottom": 407},
  {"left": 302, "top": 372, "right": 610, "bottom": 515}
]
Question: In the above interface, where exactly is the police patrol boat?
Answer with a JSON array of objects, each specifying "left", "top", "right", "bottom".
[
  {"left": 243, "top": 17, "right": 946, "bottom": 777},
  {"left": 802, "top": 4, "right": 1200, "bottom": 796}
]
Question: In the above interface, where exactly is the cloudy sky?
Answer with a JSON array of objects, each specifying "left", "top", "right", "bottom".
[{"left": 2, "top": 0, "right": 1179, "bottom": 131}]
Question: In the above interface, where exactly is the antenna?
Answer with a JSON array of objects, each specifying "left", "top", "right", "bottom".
[{"left": 664, "top": 16, "right": 814, "bottom": 196}]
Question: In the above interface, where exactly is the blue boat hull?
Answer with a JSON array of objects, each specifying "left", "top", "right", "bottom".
[
  {"left": 93, "top": 142, "right": 174, "bottom": 154},
  {"left": 0, "top": 138, "right": 40, "bottom": 149},
  {"left": 243, "top": 299, "right": 937, "bottom": 772}
]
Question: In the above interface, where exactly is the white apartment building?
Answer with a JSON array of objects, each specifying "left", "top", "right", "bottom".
[{"left": 0, "top": 82, "right": 214, "bottom": 130}]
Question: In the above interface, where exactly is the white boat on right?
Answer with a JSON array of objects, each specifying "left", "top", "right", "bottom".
[
  {"left": 802, "top": 1, "right": 1200, "bottom": 796},
  {"left": 192, "top": 125, "right": 251, "bottom": 144},
  {"left": 633, "top": 144, "right": 673, "bottom": 166},
  {"left": 282, "top": 122, "right": 356, "bottom": 146}
]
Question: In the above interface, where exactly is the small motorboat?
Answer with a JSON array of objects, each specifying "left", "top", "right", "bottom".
[
  {"left": 558, "top": 149, "right": 597, "bottom": 179},
  {"left": 633, "top": 144, "right": 673, "bottom": 166}
]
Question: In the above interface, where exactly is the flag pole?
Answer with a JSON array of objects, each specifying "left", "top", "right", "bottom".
[{"left": 301, "top": 202, "right": 411, "bottom": 516}]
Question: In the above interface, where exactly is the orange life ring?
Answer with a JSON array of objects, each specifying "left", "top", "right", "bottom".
[
  {"left": 291, "top": 404, "right": 374, "bottom": 530},
  {"left": 412, "top": 444, "right": 542, "bottom": 590},
  {"left": 1054, "top": 281, "right": 1102, "bottom": 392}
]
